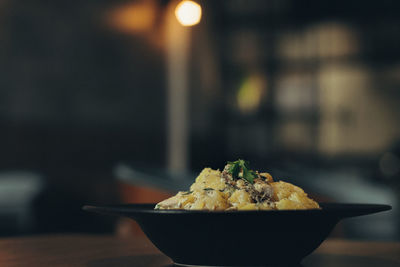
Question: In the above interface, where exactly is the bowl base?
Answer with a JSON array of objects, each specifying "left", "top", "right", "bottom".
[
  {"left": 175, "top": 263, "right": 233, "bottom": 267},
  {"left": 174, "top": 262, "right": 297, "bottom": 267}
]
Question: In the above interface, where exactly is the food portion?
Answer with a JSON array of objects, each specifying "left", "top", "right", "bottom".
[{"left": 155, "top": 160, "right": 320, "bottom": 211}]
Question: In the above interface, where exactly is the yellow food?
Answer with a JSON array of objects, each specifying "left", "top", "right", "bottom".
[
  {"left": 155, "top": 161, "right": 320, "bottom": 211},
  {"left": 190, "top": 168, "right": 225, "bottom": 192}
]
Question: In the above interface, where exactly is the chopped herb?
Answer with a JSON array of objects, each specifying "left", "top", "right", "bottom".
[
  {"left": 226, "top": 159, "right": 257, "bottom": 184},
  {"left": 227, "top": 161, "right": 240, "bottom": 179},
  {"left": 182, "top": 191, "right": 193, "bottom": 195},
  {"left": 203, "top": 188, "right": 214, "bottom": 191},
  {"left": 155, "top": 204, "right": 161, "bottom": 209}
]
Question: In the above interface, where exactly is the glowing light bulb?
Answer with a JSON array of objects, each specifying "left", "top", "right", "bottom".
[{"left": 175, "top": 1, "right": 202, "bottom": 27}]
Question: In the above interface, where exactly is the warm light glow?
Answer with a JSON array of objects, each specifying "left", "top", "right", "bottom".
[
  {"left": 108, "top": 1, "right": 156, "bottom": 33},
  {"left": 175, "top": 1, "right": 202, "bottom": 27}
]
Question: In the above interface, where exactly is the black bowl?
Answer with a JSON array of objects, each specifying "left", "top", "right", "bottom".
[{"left": 83, "top": 203, "right": 391, "bottom": 266}]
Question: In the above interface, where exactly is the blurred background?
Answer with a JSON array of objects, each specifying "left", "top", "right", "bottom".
[{"left": 0, "top": 0, "right": 399, "bottom": 240}]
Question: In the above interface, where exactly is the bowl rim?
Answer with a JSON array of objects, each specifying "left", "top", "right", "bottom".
[{"left": 83, "top": 202, "right": 391, "bottom": 217}]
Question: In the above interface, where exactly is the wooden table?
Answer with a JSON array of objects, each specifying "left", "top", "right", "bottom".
[{"left": 0, "top": 235, "right": 399, "bottom": 267}]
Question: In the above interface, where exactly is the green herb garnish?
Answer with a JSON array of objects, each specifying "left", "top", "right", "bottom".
[
  {"left": 203, "top": 188, "right": 214, "bottom": 191},
  {"left": 226, "top": 159, "right": 257, "bottom": 184},
  {"left": 182, "top": 191, "right": 193, "bottom": 195}
]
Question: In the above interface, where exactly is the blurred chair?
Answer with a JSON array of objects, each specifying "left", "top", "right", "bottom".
[
  {"left": 114, "top": 162, "right": 193, "bottom": 236},
  {"left": 274, "top": 166, "right": 398, "bottom": 240},
  {"left": 0, "top": 171, "right": 43, "bottom": 235}
]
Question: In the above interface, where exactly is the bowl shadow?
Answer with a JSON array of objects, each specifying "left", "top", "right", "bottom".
[{"left": 86, "top": 253, "right": 399, "bottom": 267}]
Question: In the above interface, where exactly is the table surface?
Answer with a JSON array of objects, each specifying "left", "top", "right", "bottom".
[{"left": 0, "top": 234, "right": 399, "bottom": 267}]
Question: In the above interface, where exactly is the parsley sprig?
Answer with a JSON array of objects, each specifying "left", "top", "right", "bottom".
[{"left": 226, "top": 159, "right": 257, "bottom": 184}]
